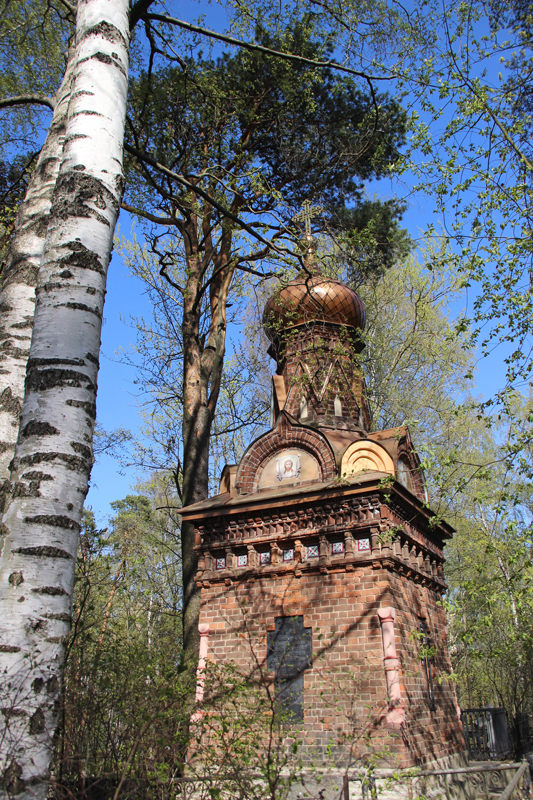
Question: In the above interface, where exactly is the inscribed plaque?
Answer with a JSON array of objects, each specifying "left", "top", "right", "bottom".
[{"left": 267, "top": 616, "right": 312, "bottom": 721}]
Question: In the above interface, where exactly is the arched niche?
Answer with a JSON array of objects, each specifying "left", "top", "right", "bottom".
[
  {"left": 341, "top": 439, "right": 395, "bottom": 478},
  {"left": 396, "top": 458, "right": 412, "bottom": 490}
]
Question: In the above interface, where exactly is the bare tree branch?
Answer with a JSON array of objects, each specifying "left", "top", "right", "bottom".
[
  {"left": 0, "top": 94, "right": 54, "bottom": 110},
  {"left": 130, "top": 0, "right": 157, "bottom": 31},
  {"left": 124, "top": 143, "right": 294, "bottom": 258},
  {"left": 54, "top": 0, "right": 76, "bottom": 17},
  {"left": 121, "top": 201, "right": 177, "bottom": 225},
  {"left": 144, "top": 13, "right": 386, "bottom": 87}
]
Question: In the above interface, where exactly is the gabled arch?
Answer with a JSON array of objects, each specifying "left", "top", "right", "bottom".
[
  {"left": 235, "top": 411, "right": 336, "bottom": 495},
  {"left": 341, "top": 439, "right": 395, "bottom": 478}
]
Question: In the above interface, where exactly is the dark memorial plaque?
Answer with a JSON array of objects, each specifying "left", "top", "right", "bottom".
[{"left": 267, "top": 616, "right": 312, "bottom": 721}]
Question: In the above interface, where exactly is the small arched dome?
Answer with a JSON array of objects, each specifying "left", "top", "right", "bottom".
[{"left": 263, "top": 273, "right": 366, "bottom": 341}]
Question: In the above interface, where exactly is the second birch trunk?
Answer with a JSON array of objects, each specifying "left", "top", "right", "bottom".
[
  {"left": 0, "top": 49, "right": 75, "bottom": 510},
  {"left": 0, "top": 1, "right": 130, "bottom": 796}
]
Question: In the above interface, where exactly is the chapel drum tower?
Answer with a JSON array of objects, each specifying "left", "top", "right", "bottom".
[{"left": 180, "top": 243, "right": 464, "bottom": 768}]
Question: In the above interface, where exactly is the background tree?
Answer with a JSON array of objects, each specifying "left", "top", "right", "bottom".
[
  {"left": 54, "top": 477, "right": 184, "bottom": 798},
  {"left": 123, "top": 26, "right": 409, "bottom": 664}
]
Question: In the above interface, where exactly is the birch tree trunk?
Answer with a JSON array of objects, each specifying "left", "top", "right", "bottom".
[
  {"left": 0, "top": 1, "right": 130, "bottom": 796},
  {"left": 0, "top": 49, "right": 76, "bottom": 513}
]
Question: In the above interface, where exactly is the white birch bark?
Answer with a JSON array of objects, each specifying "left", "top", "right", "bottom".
[
  {"left": 0, "top": 50, "right": 76, "bottom": 510},
  {"left": 0, "top": 1, "right": 130, "bottom": 796}
]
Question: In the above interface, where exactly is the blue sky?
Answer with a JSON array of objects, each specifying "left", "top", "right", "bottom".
[
  {"left": 86, "top": 181, "right": 510, "bottom": 524},
  {"left": 85, "top": 0, "right": 523, "bottom": 524}
]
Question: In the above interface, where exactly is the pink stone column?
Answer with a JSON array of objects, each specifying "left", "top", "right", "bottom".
[
  {"left": 195, "top": 623, "right": 210, "bottom": 704},
  {"left": 377, "top": 607, "right": 404, "bottom": 727}
]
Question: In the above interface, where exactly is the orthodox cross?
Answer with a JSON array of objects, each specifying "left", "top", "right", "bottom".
[{"left": 293, "top": 199, "right": 324, "bottom": 236}]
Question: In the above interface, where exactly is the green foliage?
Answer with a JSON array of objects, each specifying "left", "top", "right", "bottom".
[
  {"left": 444, "top": 395, "right": 533, "bottom": 717},
  {"left": 125, "top": 22, "right": 409, "bottom": 264},
  {"left": 55, "top": 476, "right": 184, "bottom": 794},
  {"left": 0, "top": 0, "right": 72, "bottom": 151}
]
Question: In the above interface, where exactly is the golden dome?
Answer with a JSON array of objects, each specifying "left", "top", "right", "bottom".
[{"left": 263, "top": 273, "right": 366, "bottom": 341}]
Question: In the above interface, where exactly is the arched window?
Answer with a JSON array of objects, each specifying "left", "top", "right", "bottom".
[
  {"left": 299, "top": 396, "right": 308, "bottom": 420},
  {"left": 334, "top": 395, "right": 342, "bottom": 416}
]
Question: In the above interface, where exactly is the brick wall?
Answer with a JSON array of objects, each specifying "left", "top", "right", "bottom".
[{"left": 198, "top": 560, "right": 464, "bottom": 768}]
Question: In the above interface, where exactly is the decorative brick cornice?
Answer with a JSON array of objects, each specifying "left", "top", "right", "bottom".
[{"left": 193, "top": 485, "right": 448, "bottom": 594}]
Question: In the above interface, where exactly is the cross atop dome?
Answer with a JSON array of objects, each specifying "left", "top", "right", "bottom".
[{"left": 292, "top": 199, "right": 324, "bottom": 239}]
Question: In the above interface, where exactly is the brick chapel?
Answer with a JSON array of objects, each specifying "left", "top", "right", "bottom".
[{"left": 180, "top": 238, "right": 465, "bottom": 767}]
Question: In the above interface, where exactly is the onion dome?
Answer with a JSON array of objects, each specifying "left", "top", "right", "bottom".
[{"left": 263, "top": 273, "right": 366, "bottom": 342}]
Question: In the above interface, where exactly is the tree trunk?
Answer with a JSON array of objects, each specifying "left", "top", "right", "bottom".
[
  {"left": 0, "top": 1, "right": 130, "bottom": 796},
  {"left": 181, "top": 238, "right": 234, "bottom": 668},
  {"left": 0, "top": 48, "right": 75, "bottom": 513}
]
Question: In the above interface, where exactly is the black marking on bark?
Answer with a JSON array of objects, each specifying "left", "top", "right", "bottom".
[
  {"left": 21, "top": 471, "right": 53, "bottom": 481},
  {"left": 20, "top": 420, "right": 59, "bottom": 439},
  {"left": 13, "top": 480, "right": 41, "bottom": 499},
  {"left": 0, "top": 387, "right": 21, "bottom": 417},
  {"left": 27, "top": 356, "right": 86, "bottom": 367},
  {"left": 0, "top": 522, "right": 9, "bottom": 539},
  {"left": 51, "top": 172, "right": 116, "bottom": 227},
  {"left": 24, "top": 515, "right": 81, "bottom": 533},
  {"left": 67, "top": 502, "right": 73, "bottom": 510},
  {"left": 8, "top": 571, "right": 23, "bottom": 587},
  {"left": 32, "top": 586, "right": 67, "bottom": 596},
  {"left": 84, "top": 20, "right": 127, "bottom": 46},
  {"left": 79, "top": 51, "right": 127, "bottom": 78},
  {"left": 29, "top": 708, "right": 45, "bottom": 734},
  {"left": 72, "top": 89, "right": 95, "bottom": 99},
  {"left": 47, "top": 675, "right": 59, "bottom": 693},
  {"left": 65, "top": 133, "right": 90, "bottom": 142},
  {"left": 59, "top": 269, "right": 73, "bottom": 279},
  {"left": 17, "top": 596, "right": 25, "bottom": 602},
  {"left": 86, "top": 286, "right": 96, "bottom": 295},
  {"left": 44, "top": 611, "right": 72, "bottom": 623},
  {"left": 95, "top": 50, "right": 113, "bottom": 63},
  {"left": 39, "top": 281, "right": 70, "bottom": 293},
  {"left": 0, "top": 644, "right": 21, "bottom": 652},
  {"left": 62, "top": 301, "right": 102, "bottom": 317},
  {"left": 66, "top": 398, "right": 96, "bottom": 419},
  {"left": 10, "top": 318, "right": 33, "bottom": 329},
  {"left": 32, "top": 677, "right": 44, "bottom": 694},
  {"left": 73, "top": 164, "right": 86, "bottom": 170},
  {"left": 18, "top": 452, "right": 89, "bottom": 472},
  {"left": 115, "top": 173, "right": 125, "bottom": 195},
  {"left": 72, "top": 109, "right": 105, "bottom": 117},
  {"left": 0, "top": 443, "right": 13, "bottom": 454},
  {"left": 86, "top": 351, "right": 98, "bottom": 364},
  {"left": 1, "top": 253, "right": 39, "bottom": 288},
  {"left": 1, "top": 760, "right": 24, "bottom": 795},
  {"left": 0, "top": 342, "right": 30, "bottom": 361},
  {"left": 71, "top": 441, "right": 92, "bottom": 460},
  {"left": 26, "top": 367, "right": 95, "bottom": 393},
  {"left": 59, "top": 240, "right": 105, "bottom": 275},
  {"left": 13, "top": 546, "right": 73, "bottom": 559}
]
